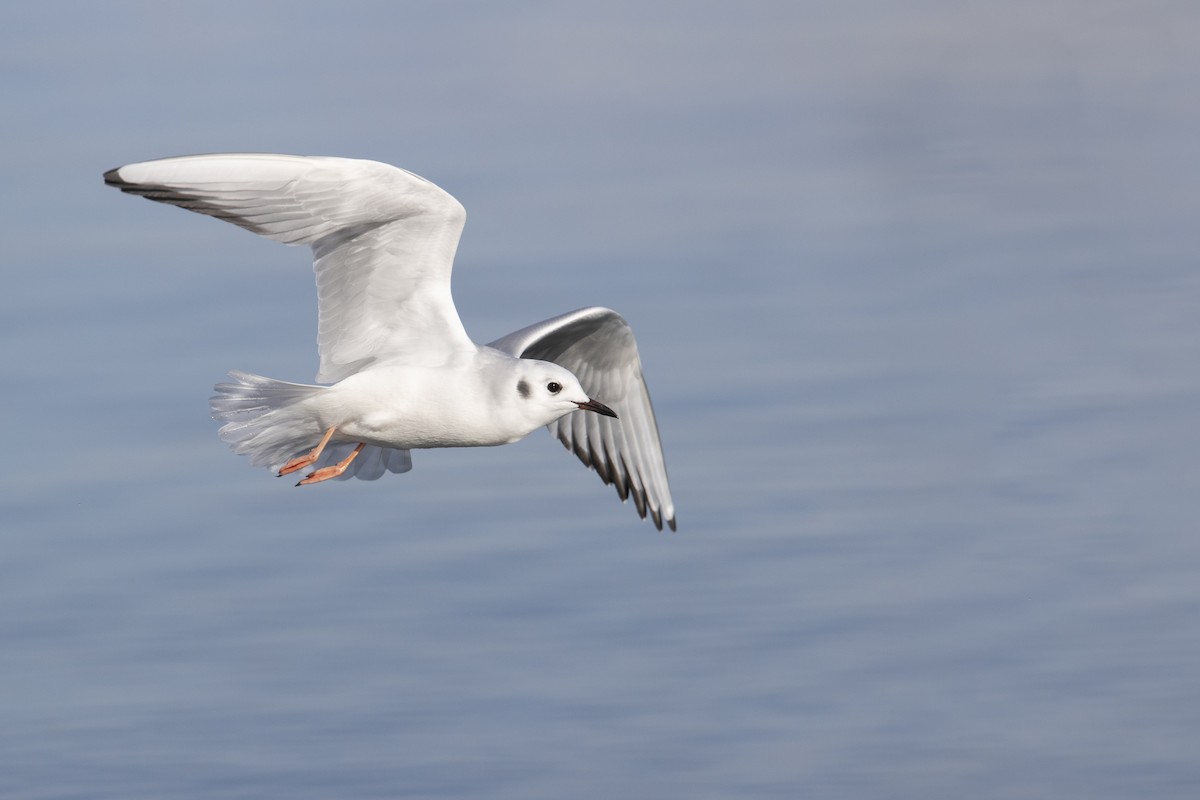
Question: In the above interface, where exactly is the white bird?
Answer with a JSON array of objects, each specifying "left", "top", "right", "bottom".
[{"left": 104, "top": 154, "right": 676, "bottom": 530}]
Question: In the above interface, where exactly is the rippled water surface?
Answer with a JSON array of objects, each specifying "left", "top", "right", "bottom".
[{"left": 4, "top": 3, "right": 1199, "bottom": 798}]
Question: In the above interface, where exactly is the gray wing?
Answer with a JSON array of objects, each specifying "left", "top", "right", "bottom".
[
  {"left": 490, "top": 307, "right": 676, "bottom": 531},
  {"left": 105, "top": 153, "right": 473, "bottom": 382}
]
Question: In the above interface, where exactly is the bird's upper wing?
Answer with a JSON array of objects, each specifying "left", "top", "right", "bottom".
[
  {"left": 105, "top": 153, "right": 473, "bottom": 382},
  {"left": 489, "top": 307, "right": 676, "bottom": 531}
]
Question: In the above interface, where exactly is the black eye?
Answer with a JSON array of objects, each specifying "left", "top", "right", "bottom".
[{"left": 547, "top": 381, "right": 562, "bottom": 394}]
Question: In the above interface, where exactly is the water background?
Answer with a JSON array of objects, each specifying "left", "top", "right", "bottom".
[{"left": 3, "top": 3, "right": 1199, "bottom": 798}]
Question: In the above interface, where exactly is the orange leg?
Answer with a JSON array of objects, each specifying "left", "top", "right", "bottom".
[
  {"left": 278, "top": 426, "right": 338, "bottom": 476},
  {"left": 296, "top": 442, "right": 366, "bottom": 486}
]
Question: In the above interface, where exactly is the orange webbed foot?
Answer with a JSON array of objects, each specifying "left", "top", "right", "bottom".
[
  {"left": 296, "top": 442, "right": 366, "bottom": 486},
  {"left": 278, "top": 426, "right": 337, "bottom": 476}
]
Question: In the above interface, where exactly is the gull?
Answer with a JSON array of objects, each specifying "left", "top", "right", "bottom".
[{"left": 104, "top": 154, "right": 676, "bottom": 530}]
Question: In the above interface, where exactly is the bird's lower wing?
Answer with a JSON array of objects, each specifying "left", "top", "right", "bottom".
[{"left": 489, "top": 307, "right": 676, "bottom": 531}]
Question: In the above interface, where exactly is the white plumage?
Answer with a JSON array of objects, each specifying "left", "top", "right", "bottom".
[{"left": 105, "top": 153, "right": 676, "bottom": 530}]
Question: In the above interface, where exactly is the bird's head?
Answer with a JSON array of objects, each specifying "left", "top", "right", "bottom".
[{"left": 512, "top": 360, "right": 617, "bottom": 429}]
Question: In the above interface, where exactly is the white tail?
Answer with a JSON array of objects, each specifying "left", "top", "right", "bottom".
[{"left": 209, "top": 370, "right": 412, "bottom": 480}]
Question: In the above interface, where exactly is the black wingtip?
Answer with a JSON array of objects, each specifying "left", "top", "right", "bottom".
[
  {"left": 103, "top": 167, "right": 124, "bottom": 187},
  {"left": 648, "top": 508, "right": 677, "bottom": 533}
]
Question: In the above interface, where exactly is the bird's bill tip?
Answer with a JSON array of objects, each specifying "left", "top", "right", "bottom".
[{"left": 577, "top": 398, "right": 618, "bottom": 418}]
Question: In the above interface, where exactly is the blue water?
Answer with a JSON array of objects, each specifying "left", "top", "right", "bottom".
[{"left": 3, "top": 3, "right": 1200, "bottom": 798}]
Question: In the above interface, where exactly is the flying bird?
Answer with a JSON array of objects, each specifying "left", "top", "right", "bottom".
[{"left": 104, "top": 154, "right": 676, "bottom": 530}]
